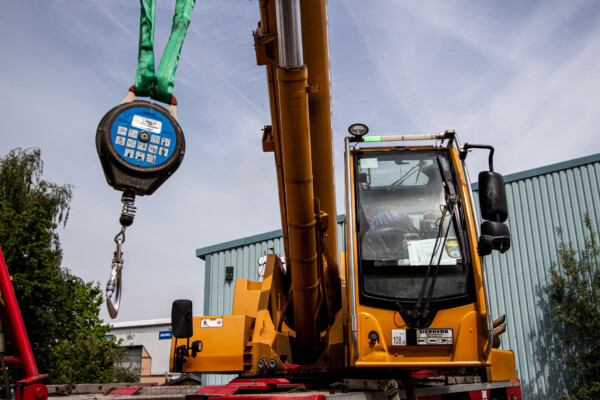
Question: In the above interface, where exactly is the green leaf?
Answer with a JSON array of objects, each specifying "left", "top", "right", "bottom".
[{"left": 546, "top": 213, "right": 600, "bottom": 399}]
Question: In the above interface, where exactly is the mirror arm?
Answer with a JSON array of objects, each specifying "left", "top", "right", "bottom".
[{"left": 460, "top": 143, "right": 495, "bottom": 172}]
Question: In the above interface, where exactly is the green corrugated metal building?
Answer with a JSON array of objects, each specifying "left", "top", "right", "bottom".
[{"left": 196, "top": 153, "right": 600, "bottom": 397}]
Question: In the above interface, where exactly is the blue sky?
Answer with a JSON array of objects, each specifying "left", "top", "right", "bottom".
[{"left": 1, "top": 1, "right": 599, "bottom": 323}]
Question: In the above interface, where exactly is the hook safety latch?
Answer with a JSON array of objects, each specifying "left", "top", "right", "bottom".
[{"left": 106, "top": 235, "right": 124, "bottom": 319}]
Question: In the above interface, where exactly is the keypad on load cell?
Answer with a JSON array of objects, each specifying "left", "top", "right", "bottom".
[{"left": 115, "top": 125, "right": 172, "bottom": 164}]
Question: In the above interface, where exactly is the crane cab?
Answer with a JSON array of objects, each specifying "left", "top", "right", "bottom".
[
  {"left": 344, "top": 127, "right": 516, "bottom": 381},
  {"left": 169, "top": 127, "right": 517, "bottom": 384}
]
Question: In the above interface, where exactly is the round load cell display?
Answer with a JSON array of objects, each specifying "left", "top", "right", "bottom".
[
  {"left": 96, "top": 100, "right": 185, "bottom": 196},
  {"left": 112, "top": 107, "right": 176, "bottom": 168}
]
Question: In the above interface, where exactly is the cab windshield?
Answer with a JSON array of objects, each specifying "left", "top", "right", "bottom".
[{"left": 354, "top": 150, "right": 472, "bottom": 307}]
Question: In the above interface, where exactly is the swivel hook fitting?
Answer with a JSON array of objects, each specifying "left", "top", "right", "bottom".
[{"left": 106, "top": 232, "right": 125, "bottom": 319}]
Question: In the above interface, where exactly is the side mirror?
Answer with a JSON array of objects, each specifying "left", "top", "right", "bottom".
[
  {"left": 478, "top": 171, "right": 508, "bottom": 223},
  {"left": 462, "top": 144, "right": 511, "bottom": 257},
  {"left": 478, "top": 221, "right": 511, "bottom": 256},
  {"left": 171, "top": 299, "right": 193, "bottom": 339}
]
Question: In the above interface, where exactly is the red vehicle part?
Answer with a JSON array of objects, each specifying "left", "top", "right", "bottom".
[
  {"left": 0, "top": 248, "right": 48, "bottom": 400},
  {"left": 195, "top": 378, "right": 522, "bottom": 400}
]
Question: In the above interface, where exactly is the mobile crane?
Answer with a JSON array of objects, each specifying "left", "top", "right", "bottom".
[{"left": 168, "top": 1, "right": 522, "bottom": 399}]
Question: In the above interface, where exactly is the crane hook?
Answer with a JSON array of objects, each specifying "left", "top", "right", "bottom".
[{"left": 106, "top": 233, "right": 124, "bottom": 319}]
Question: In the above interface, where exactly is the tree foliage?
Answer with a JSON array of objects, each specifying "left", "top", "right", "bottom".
[
  {"left": 547, "top": 213, "right": 600, "bottom": 399},
  {"left": 0, "top": 148, "right": 137, "bottom": 384}
]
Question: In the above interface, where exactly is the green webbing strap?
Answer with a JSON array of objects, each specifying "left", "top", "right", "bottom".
[
  {"left": 134, "top": 0, "right": 196, "bottom": 104},
  {"left": 135, "top": 0, "right": 156, "bottom": 98}
]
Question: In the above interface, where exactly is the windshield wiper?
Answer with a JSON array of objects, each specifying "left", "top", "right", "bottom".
[
  {"left": 390, "top": 160, "right": 427, "bottom": 187},
  {"left": 389, "top": 165, "right": 418, "bottom": 187},
  {"left": 406, "top": 156, "right": 459, "bottom": 327}
]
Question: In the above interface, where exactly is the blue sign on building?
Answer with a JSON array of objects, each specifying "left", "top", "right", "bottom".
[
  {"left": 105, "top": 334, "right": 115, "bottom": 341},
  {"left": 159, "top": 330, "right": 173, "bottom": 340}
]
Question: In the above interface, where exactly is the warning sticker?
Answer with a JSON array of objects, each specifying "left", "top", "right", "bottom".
[
  {"left": 148, "top": 144, "right": 158, "bottom": 154},
  {"left": 132, "top": 115, "right": 162, "bottom": 134},
  {"left": 124, "top": 149, "right": 135, "bottom": 158},
  {"left": 200, "top": 318, "right": 223, "bottom": 328},
  {"left": 159, "top": 147, "right": 169, "bottom": 157},
  {"left": 416, "top": 328, "right": 453, "bottom": 345},
  {"left": 161, "top": 137, "right": 171, "bottom": 147},
  {"left": 391, "top": 329, "right": 407, "bottom": 346},
  {"left": 137, "top": 142, "right": 148, "bottom": 151},
  {"left": 135, "top": 151, "right": 146, "bottom": 162},
  {"left": 128, "top": 129, "right": 139, "bottom": 138},
  {"left": 126, "top": 138, "right": 137, "bottom": 148},
  {"left": 117, "top": 126, "right": 128, "bottom": 135},
  {"left": 115, "top": 136, "right": 126, "bottom": 146},
  {"left": 360, "top": 158, "right": 378, "bottom": 169},
  {"left": 150, "top": 135, "right": 161, "bottom": 144}
]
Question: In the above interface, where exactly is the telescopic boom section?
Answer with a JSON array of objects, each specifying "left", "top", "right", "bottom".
[
  {"left": 257, "top": 0, "right": 339, "bottom": 356},
  {"left": 299, "top": 0, "right": 340, "bottom": 303},
  {"left": 275, "top": 0, "right": 320, "bottom": 353},
  {"left": 278, "top": 65, "right": 320, "bottom": 353}
]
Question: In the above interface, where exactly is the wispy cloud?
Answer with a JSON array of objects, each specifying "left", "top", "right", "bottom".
[{"left": 330, "top": 0, "right": 600, "bottom": 175}]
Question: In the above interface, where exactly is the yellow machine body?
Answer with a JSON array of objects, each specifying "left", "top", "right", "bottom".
[
  {"left": 169, "top": 315, "right": 253, "bottom": 373},
  {"left": 171, "top": 140, "right": 516, "bottom": 382},
  {"left": 169, "top": 0, "right": 518, "bottom": 390},
  {"left": 343, "top": 142, "right": 515, "bottom": 380}
]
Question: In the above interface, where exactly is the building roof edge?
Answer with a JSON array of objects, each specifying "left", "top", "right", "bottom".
[
  {"left": 471, "top": 152, "right": 600, "bottom": 191},
  {"left": 110, "top": 318, "right": 171, "bottom": 329},
  {"left": 195, "top": 215, "right": 346, "bottom": 259}
]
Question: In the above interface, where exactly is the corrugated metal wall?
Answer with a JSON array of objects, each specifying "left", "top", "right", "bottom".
[
  {"left": 196, "top": 154, "right": 600, "bottom": 396},
  {"left": 110, "top": 320, "right": 174, "bottom": 377},
  {"left": 202, "top": 235, "right": 286, "bottom": 318},
  {"left": 196, "top": 217, "right": 346, "bottom": 385},
  {"left": 473, "top": 154, "right": 600, "bottom": 400}
]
